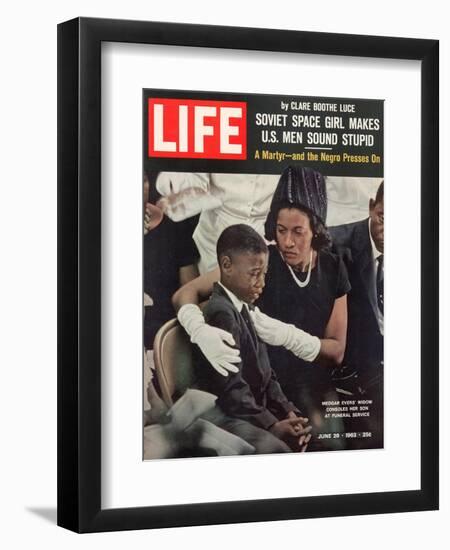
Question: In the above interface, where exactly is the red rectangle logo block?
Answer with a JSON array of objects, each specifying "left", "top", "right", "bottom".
[{"left": 148, "top": 98, "right": 247, "bottom": 160}]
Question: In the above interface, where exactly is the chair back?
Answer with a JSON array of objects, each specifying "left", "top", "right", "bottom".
[{"left": 153, "top": 318, "right": 196, "bottom": 407}]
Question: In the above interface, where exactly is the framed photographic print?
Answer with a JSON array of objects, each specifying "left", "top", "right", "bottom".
[{"left": 57, "top": 17, "right": 439, "bottom": 533}]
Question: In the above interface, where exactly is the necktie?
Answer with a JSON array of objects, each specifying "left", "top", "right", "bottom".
[
  {"left": 241, "top": 304, "right": 257, "bottom": 346},
  {"left": 376, "top": 254, "right": 384, "bottom": 315}
]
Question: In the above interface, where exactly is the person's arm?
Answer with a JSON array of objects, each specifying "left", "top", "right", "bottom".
[
  {"left": 178, "top": 264, "right": 199, "bottom": 287},
  {"left": 250, "top": 307, "right": 321, "bottom": 362},
  {"left": 172, "top": 267, "right": 220, "bottom": 310},
  {"left": 156, "top": 172, "right": 210, "bottom": 195},
  {"left": 173, "top": 268, "right": 240, "bottom": 377},
  {"left": 156, "top": 173, "right": 223, "bottom": 222},
  {"left": 250, "top": 297, "right": 347, "bottom": 368},
  {"left": 265, "top": 376, "right": 313, "bottom": 451},
  {"left": 315, "top": 295, "right": 348, "bottom": 368},
  {"left": 265, "top": 368, "right": 300, "bottom": 418},
  {"left": 205, "top": 309, "right": 280, "bottom": 431},
  {"left": 315, "top": 254, "right": 350, "bottom": 367}
]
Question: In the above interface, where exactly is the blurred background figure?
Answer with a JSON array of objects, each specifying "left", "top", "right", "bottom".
[
  {"left": 143, "top": 171, "right": 200, "bottom": 351},
  {"left": 329, "top": 181, "right": 384, "bottom": 448},
  {"left": 156, "top": 172, "right": 279, "bottom": 273}
]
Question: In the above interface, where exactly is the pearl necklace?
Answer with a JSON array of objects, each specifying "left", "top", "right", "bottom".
[{"left": 281, "top": 249, "right": 313, "bottom": 288}]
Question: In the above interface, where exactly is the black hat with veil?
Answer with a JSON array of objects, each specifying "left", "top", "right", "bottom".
[{"left": 264, "top": 166, "right": 328, "bottom": 242}]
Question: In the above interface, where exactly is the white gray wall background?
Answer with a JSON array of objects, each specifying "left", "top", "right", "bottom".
[{"left": 326, "top": 176, "right": 383, "bottom": 225}]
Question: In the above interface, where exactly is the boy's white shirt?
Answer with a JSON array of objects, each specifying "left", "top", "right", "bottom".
[{"left": 217, "top": 281, "right": 248, "bottom": 314}]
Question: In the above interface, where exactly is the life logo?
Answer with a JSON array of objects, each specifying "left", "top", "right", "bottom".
[{"left": 147, "top": 98, "right": 247, "bottom": 160}]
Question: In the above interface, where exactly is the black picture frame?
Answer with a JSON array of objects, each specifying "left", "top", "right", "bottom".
[{"left": 57, "top": 17, "right": 439, "bottom": 533}]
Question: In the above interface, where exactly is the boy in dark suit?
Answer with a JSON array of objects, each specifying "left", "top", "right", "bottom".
[{"left": 196, "top": 224, "right": 311, "bottom": 454}]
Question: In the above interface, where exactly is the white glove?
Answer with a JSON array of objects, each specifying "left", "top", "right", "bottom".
[
  {"left": 177, "top": 304, "right": 241, "bottom": 377},
  {"left": 250, "top": 307, "right": 321, "bottom": 362}
]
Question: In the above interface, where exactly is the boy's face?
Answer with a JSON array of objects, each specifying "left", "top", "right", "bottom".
[{"left": 221, "top": 251, "right": 268, "bottom": 304}]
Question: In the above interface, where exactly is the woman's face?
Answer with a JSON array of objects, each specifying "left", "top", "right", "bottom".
[{"left": 276, "top": 208, "right": 314, "bottom": 267}]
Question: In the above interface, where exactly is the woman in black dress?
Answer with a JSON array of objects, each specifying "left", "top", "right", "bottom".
[{"left": 255, "top": 166, "right": 350, "bottom": 450}]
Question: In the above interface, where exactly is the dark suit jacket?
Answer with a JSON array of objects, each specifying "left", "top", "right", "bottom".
[
  {"left": 329, "top": 219, "right": 383, "bottom": 385},
  {"left": 195, "top": 283, "right": 298, "bottom": 430}
]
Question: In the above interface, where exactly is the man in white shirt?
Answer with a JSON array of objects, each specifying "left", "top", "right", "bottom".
[{"left": 156, "top": 172, "right": 279, "bottom": 273}]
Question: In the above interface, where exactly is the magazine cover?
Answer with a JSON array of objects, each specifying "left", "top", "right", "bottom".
[{"left": 142, "top": 89, "right": 384, "bottom": 459}]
